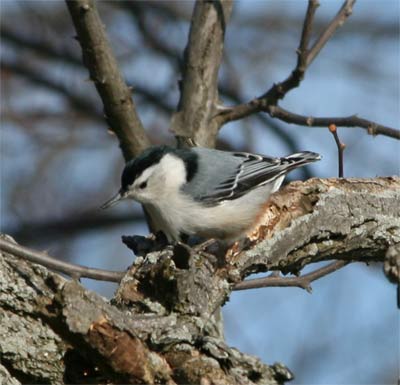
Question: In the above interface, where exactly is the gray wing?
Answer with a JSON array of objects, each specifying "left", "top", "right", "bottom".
[{"left": 183, "top": 148, "right": 320, "bottom": 205}]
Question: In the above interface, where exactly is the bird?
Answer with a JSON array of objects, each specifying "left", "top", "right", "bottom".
[{"left": 102, "top": 145, "right": 321, "bottom": 242}]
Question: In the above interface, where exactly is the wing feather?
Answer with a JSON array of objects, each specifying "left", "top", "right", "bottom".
[{"left": 198, "top": 151, "right": 320, "bottom": 204}]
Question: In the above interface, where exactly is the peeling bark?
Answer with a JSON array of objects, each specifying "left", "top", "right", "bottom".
[
  {"left": 0, "top": 177, "right": 398, "bottom": 384},
  {"left": 235, "top": 177, "right": 400, "bottom": 275}
]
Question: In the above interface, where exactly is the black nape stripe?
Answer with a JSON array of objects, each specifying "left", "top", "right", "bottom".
[{"left": 176, "top": 149, "right": 198, "bottom": 182}]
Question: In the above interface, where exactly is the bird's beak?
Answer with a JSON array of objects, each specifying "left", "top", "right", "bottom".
[{"left": 101, "top": 191, "right": 125, "bottom": 209}]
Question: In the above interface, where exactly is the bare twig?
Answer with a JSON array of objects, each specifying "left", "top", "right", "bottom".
[
  {"left": 254, "top": 0, "right": 320, "bottom": 105},
  {"left": 329, "top": 124, "right": 346, "bottom": 177},
  {"left": 216, "top": 0, "right": 355, "bottom": 125},
  {"left": 219, "top": 83, "right": 305, "bottom": 157},
  {"left": 234, "top": 260, "right": 349, "bottom": 291},
  {"left": 307, "top": 0, "right": 356, "bottom": 66},
  {"left": 257, "top": 0, "right": 320, "bottom": 106},
  {"left": 66, "top": 0, "right": 150, "bottom": 160},
  {"left": 0, "top": 237, "right": 124, "bottom": 282},
  {"left": 268, "top": 105, "right": 400, "bottom": 139},
  {"left": 212, "top": 0, "right": 396, "bottom": 142}
]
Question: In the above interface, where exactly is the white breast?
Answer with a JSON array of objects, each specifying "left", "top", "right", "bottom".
[{"left": 146, "top": 173, "right": 285, "bottom": 242}]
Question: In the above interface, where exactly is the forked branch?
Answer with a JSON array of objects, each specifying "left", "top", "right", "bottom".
[{"left": 213, "top": 0, "right": 399, "bottom": 140}]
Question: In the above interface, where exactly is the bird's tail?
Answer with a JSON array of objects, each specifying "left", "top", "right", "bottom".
[{"left": 280, "top": 151, "right": 321, "bottom": 172}]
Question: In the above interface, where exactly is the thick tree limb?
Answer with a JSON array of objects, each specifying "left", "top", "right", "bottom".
[
  {"left": 1, "top": 177, "right": 398, "bottom": 384},
  {"left": 233, "top": 177, "right": 399, "bottom": 277},
  {"left": 171, "top": 0, "right": 233, "bottom": 148},
  {"left": 2, "top": 177, "right": 398, "bottom": 287},
  {"left": 0, "top": 239, "right": 288, "bottom": 385},
  {"left": 66, "top": 0, "right": 150, "bottom": 160}
]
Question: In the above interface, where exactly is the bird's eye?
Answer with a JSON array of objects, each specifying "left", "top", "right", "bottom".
[{"left": 139, "top": 181, "right": 147, "bottom": 189}]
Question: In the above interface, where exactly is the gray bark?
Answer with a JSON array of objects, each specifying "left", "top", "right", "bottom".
[
  {"left": 171, "top": 0, "right": 233, "bottom": 148},
  {"left": 66, "top": 0, "right": 151, "bottom": 160},
  {"left": 1, "top": 177, "right": 398, "bottom": 384}
]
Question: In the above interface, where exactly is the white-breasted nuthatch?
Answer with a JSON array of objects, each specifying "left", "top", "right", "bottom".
[{"left": 102, "top": 145, "right": 320, "bottom": 242}]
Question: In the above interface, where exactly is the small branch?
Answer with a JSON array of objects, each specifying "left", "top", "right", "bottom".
[
  {"left": 0, "top": 237, "right": 124, "bottom": 282},
  {"left": 216, "top": 0, "right": 353, "bottom": 125},
  {"left": 234, "top": 260, "right": 349, "bottom": 291},
  {"left": 307, "top": 0, "right": 356, "bottom": 66},
  {"left": 269, "top": 105, "right": 400, "bottom": 139},
  {"left": 329, "top": 124, "right": 346, "bottom": 177},
  {"left": 296, "top": 0, "right": 320, "bottom": 74},
  {"left": 66, "top": 0, "right": 150, "bottom": 160},
  {"left": 218, "top": 84, "right": 303, "bottom": 155},
  {"left": 216, "top": 102, "right": 399, "bottom": 140},
  {"left": 257, "top": 0, "right": 320, "bottom": 105}
]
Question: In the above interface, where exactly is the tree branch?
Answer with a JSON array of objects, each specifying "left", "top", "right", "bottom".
[
  {"left": 66, "top": 0, "right": 150, "bottom": 160},
  {"left": 232, "top": 177, "right": 400, "bottom": 277},
  {"left": 1, "top": 177, "right": 397, "bottom": 383},
  {"left": 307, "top": 0, "right": 356, "bottom": 66},
  {"left": 171, "top": 0, "right": 233, "bottom": 148},
  {"left": 1, "top": 239, "right": 288, "bottom": 384},
  {"left": 2, "top": 177, "right": 398, "bottom": 291},
  {"left": 214, "top": 0, "right": 388, "bottom": 141},
  {"left": 268, "top": 105, "right": 400, "bottom": 139},
  {"left": 234, "top": 260, "right": 349, "bottom": 291},
  {"left": 328, "top": 124, "right": 346, "bottom": 177},
  {"left": 0, "top": 236, "right": 123, "bottom": 282}
]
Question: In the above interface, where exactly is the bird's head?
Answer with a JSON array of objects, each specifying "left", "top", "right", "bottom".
[{"left": 101, "top": 145, "right": 197, "bottom": 209}]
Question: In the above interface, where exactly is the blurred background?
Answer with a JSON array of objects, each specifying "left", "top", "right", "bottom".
[{"left": 1, "top": 1, "right": 399, "bottom": 384}]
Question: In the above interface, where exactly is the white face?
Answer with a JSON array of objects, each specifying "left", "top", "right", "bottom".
[
  {"left": 124, "top": 153, "right": 187, "bottom": 205},
  {"left": 124, "top": 163, "right": 159, "bottom": 204}
]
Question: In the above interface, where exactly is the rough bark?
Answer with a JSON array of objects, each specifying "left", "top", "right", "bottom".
[
  {"left": 171, "top": 0, "right": 233, "bottom": 148},
  {"left": 1, "top": 177, "right": 398, "bottom": 384},
  {"left": 66, "top": 0, "right": 151, "bottom": 160}
]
